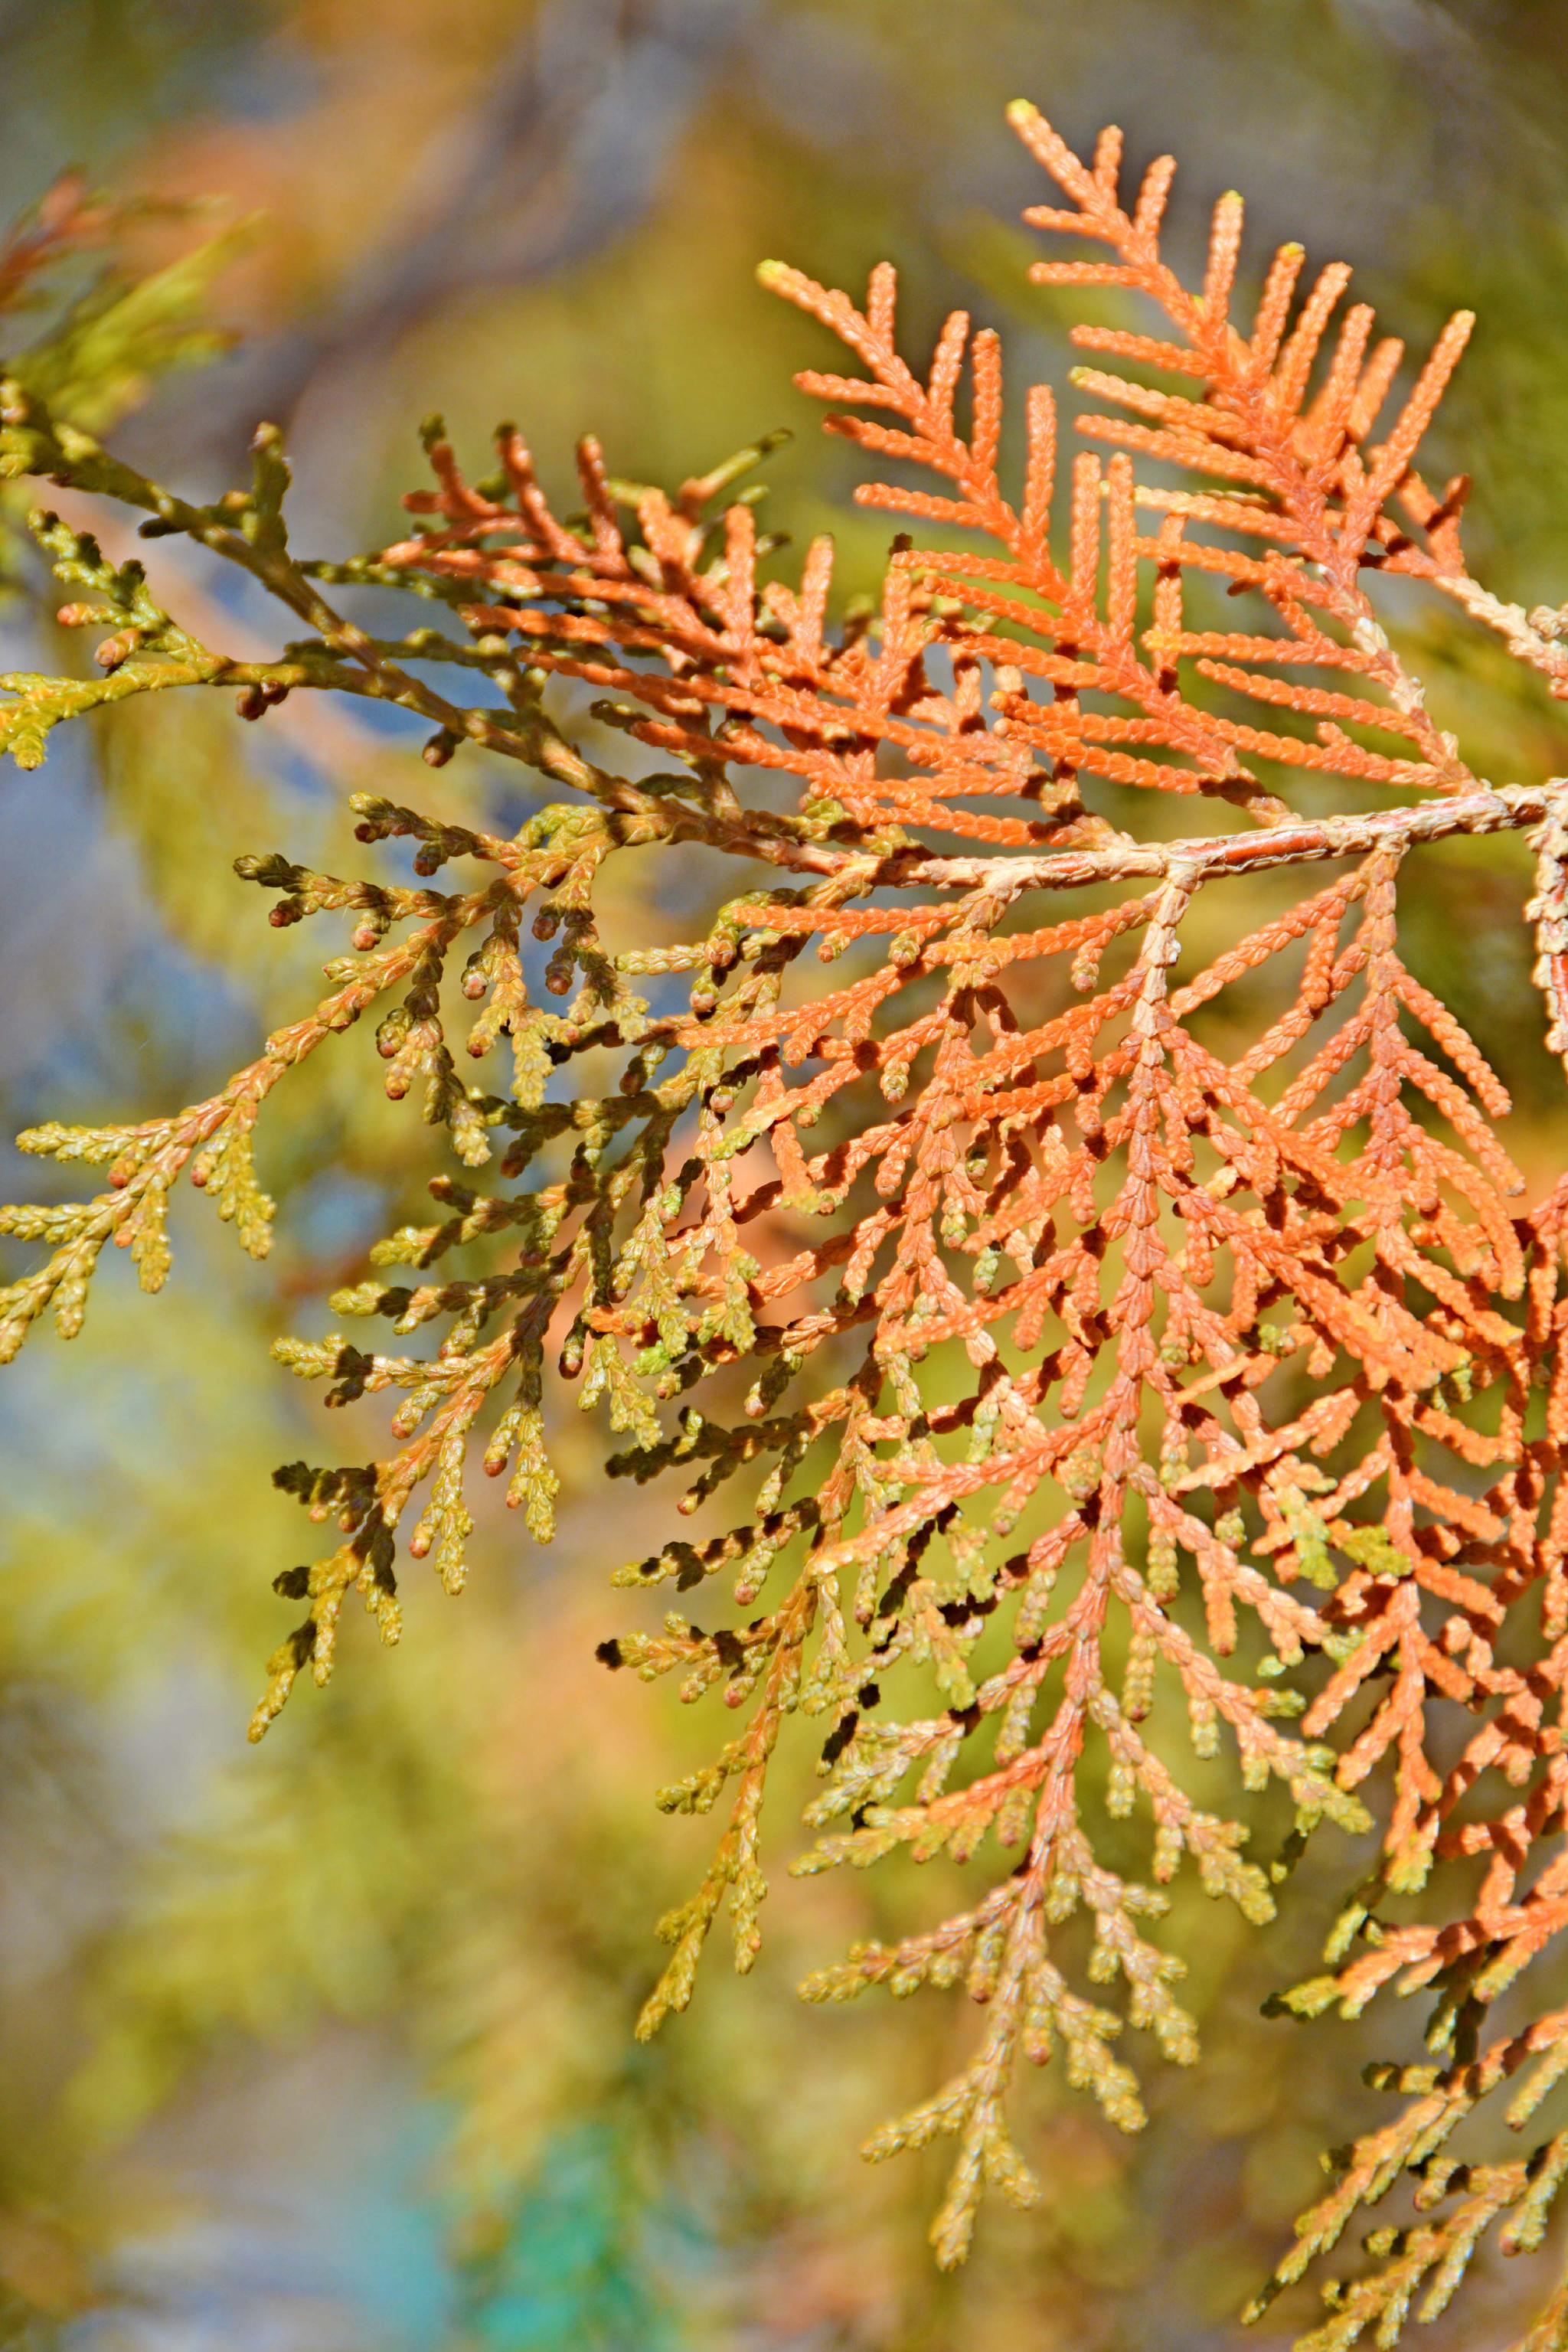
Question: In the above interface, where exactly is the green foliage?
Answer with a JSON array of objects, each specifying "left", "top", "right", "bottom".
[{"left": 11, "top": 59, "right": 1568, "bottom": 2352}]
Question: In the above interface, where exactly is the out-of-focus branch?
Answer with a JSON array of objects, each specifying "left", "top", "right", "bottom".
[{"left": 158, "top": 0, "right": 762, "bottom": 469}]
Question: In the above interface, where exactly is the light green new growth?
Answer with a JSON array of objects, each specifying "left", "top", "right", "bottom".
[{"left": 6, "top": 109, "right": 1568, "bottom": 2349}]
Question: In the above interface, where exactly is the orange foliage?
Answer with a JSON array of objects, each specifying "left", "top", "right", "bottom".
[{"left": 7, "top": 103, "right": 1568, "bottom": 2341}]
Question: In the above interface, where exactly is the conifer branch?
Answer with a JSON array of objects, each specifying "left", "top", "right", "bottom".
[{"left": 5, "top": 103, "right": 1568, "bottom": 2340}]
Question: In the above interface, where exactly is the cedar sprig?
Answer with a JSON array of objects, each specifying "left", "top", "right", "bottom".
[{"left": 5, "top": 103, "right": 1568, "bottom": 2341}]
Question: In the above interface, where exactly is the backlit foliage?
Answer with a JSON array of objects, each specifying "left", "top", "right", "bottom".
[{"left": 5, "top": 102, "right": 1568, "bottom": 2341}]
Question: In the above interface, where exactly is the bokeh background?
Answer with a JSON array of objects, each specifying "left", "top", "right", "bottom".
[{"left": 5, "top": 4, "right": 1568, "bottom": 2347}]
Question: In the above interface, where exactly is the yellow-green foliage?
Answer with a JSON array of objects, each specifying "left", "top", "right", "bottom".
[{"left": 10, "top": 75, "right": 1568, "bottom": 2352}]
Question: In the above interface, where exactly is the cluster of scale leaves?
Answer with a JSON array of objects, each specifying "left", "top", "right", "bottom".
[{"left": 8, "top": 101, "right": 1568, "bottom": 2347}]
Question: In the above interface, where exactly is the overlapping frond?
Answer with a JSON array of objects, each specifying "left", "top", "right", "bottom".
[{"left": 4, "top": 103, "right": 1568, "bottom": 2341}]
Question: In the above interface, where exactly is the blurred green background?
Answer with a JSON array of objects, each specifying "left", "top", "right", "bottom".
[{"left": 4, "top": 4, "right": 1568, "bottom": 2346}]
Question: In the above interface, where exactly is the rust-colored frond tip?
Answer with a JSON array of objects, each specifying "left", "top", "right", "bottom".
[{"left": 5, "top": 101, "right": 1568, "bottom": 2344}]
